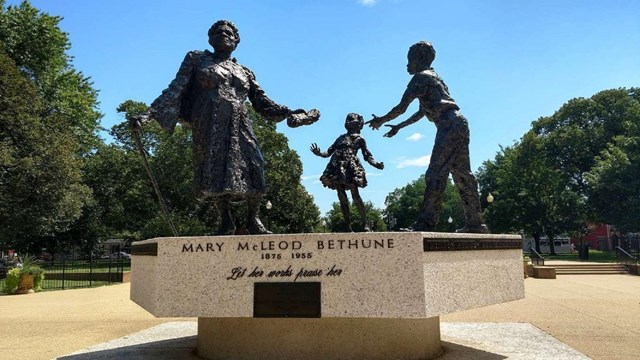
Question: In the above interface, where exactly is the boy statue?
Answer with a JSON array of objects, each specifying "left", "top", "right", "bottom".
[{"left": 367, "top": 41, "right": 488, "bottom": 233}]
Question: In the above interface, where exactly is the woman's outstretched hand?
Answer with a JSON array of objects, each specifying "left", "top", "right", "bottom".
[
  {"left": 366, "top": 114, "right": 385, "bottom": 130},
  {"left": 383, "top": 124, "right": 400, "bottom": 138}
]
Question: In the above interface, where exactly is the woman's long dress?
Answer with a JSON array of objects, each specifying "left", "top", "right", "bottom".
[
  {"left": 319, "top": 134, "right": 368, "bottom": 190},
  {"left": 149, "top": 50, "right": 290, "bottom": 198}
]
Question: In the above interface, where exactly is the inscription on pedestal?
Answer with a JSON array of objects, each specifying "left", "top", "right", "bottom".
[
  {"left": 253, "top": 282, "right": 321, "bottom": 318},
  {"left": 423, "top": 237, "right": 522, "bottom": 251}
]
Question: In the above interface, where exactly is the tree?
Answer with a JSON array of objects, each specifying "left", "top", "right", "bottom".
[
  {"left": 251, "top": 106, "right": 321, "bottom": 233},
  {"left": 0, "top": 50, "right": 91, "bottom": 252},
  {"left": 384, "top": 175, "right": 464, "bottom": 232},
  {"left": 477, "top": 89, "right": 640, "bottom": 253},
  {"left": 325, "top": 201, "right": 387, "bottom": 233},
  {"left": 584, "top": 90, "right": 640, "bottom": 232},
  {"left": 0, "top": 1, "right": 102, "bottom": 153},
  {"left": 88, "top": 100, "right": 320, "bottom": 241},
  {"left": 531, "top": 88, "right": 639, "bottom": 195},
  {"left": 0, "top": 1, "right": 103, "bottom": 253},
  {"left": 478, "top": 133, "right": 586, "bottom": 254},
  {"left": 587, "top": 137, "right": 640, "bottom": 232},
  {"left": 111, "top": 101, "right": 214, "bottom": 240}
]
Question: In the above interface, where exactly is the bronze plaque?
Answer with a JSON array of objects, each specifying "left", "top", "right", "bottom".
[
  {"left": 253, "top": 282, "right": 321, "bottom": 318},
  {"left": 131, "top": 242, "right": 158, "bottom": 256},
  {"left": 423, "top": 237, "right": 522, "bottom": 252}
]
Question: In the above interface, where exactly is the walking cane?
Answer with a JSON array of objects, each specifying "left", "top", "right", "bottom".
[{"left": 131, "top": 125, "right": 179, "bottom": 237}]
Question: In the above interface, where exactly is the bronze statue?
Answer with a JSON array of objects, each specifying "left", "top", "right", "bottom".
[
  {"left": 131, "top": 20, "right": 319, "bottom": 235},
  {"left": 367, "top": 41, "right": 488, "bottom": 233},
  {"left": 311, "top": 113, "right": 384, "bottom": 232}
]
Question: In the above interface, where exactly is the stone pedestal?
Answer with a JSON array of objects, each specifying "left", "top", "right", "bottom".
[
  {"left": 198, "top": 317, "right": 441, "bottom": 360},
  {"left": 131, "top": 232, "right": 524, "bottom": 360}
]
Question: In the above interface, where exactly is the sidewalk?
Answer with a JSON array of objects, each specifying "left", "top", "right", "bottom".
[
  {"left": 443, "top": 274, "right": 640, "bottom": 360},
  {"left": 1, "top": 274, "right": 639, "bottom": 360}
]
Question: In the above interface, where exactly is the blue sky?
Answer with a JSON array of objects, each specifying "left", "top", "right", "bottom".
[{"left": 10, "top": 0, "right": 640, "bottom": 215}]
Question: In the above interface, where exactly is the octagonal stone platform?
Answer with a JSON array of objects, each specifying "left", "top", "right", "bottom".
[{"left": 131, "top": 232, "right": 524, "bottom": 360}]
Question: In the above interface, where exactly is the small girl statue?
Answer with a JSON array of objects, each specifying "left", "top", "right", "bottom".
[{"left": 311, "top": 113, "right": 384, "bottom": 232}]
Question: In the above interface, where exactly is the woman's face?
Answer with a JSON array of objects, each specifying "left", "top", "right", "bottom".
[{"left": 209, "top": 24, "right": 239, "bottom": 53}]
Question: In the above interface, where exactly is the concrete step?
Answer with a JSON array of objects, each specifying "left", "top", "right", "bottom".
[
  {"left": 551, "top": 263, "right": 629, "bottom": 275},
  {"left": 556, "top": 270, "right": 628, "bottom": 275}
]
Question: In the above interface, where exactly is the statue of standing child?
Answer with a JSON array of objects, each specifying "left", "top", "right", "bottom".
[
  {"left": 367, "top": 41, "right": 488, "bottom": 233},
  {"left": 311, "top": 113, "right": 384, "bottom": 232}
]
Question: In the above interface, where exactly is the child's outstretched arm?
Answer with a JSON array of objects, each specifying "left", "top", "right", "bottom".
[
  {"left": 360, "top": 139, "right": 384, "bottom": 170},
  {"left": 383, "top": 111, "right": 424, "bottom": 138},
  {"left": 367, "top": 77, "right": 422, "bottom": 130}
]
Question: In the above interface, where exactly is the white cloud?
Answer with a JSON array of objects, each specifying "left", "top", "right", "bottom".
[
  {"left": 302, "top": 174, "right": 321, "bottom": 181},
  {"left": 358, "top": 0, "right": 377, "bottom": 7},
  {"left": 396, "top": 155, "right": 431, "bottom": 168},
  {"left": 406, "top": 132, "right": 424, "bottom": 141}
]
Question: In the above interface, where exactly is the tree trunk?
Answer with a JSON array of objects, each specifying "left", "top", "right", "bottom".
[
  {"left": 532, "top": 232, "right": 541, "bottom": 253},
  {"left": 548, "top": 235, "right": 557, "bottom": 255}
]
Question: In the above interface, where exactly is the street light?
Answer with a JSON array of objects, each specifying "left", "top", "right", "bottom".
[
  {"left": 387, "top": 213, "right": 396, "bottom": 231},
  {"left": 448, "top": 216, "right": 453, "bottom": 224},
  {"left": 265, "top": 201, "right": 272, "bottom": 230},
  {"left": 486, "top": 192, "right": 494, "bottom": 204}
]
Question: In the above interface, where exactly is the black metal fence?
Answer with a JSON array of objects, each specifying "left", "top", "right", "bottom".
[
  {"left": 38, "top": 256, "right": 131, "bottom": 290},
  {"left": 528, "top": 245, "right": 545, "bottom": 266},
  {"left": 620, "top": 233, "right": 639, "bottom": 261},
  {"left": 1, "top": 250, "right": 131, "bottom": 292}
]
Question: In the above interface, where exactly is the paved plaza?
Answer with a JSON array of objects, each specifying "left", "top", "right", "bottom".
[{"left": 0, "top": 267, "right": 638, "bottom": 359}]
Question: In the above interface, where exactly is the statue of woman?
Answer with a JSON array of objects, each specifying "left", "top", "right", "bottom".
[
  {"left": 131, "top": 20, "right": 319, "bottom": 235},
  {"left": 311, "top": 113, "right": 384, "bottom": 232}
]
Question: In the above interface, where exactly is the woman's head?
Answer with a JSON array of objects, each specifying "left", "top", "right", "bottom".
[
  {"left": 208, "top": 20, "right": 240, "bottom": 54},
  {"left": 345, "top": 113, "right": 364, "bottom": 132},
  {"left": 407, "top": 41, "right": 435, "bottom": 74}
]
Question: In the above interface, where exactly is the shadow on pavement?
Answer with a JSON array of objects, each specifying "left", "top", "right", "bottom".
[
  {"left": 440, "top": 340, "right": 507, "bottom": 359},
  {"left": 56, "top": 336, "right": 199, "bottom": 360},
  {"left": 56, "top": 336, "right": 508, "bottom": 360}
]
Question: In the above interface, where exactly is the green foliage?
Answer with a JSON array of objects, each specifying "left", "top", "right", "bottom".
[
  {"left": 0, "top": 1, "right": 69, "bottom": 79},
  {"left": 251, "top": 106, "right": 321, "bottom": 233},
  {"left": 0, "top": 1, "right": 102, "bottom": 153},
  {"left": 82, "top": 100, "right": 320, "bottom": 242},
  {"left": 478, "top": 87, "right": 640, "bottom": 248},
  {"left": 584, "top": 89, "right": 640, "bottom": 231},
  {"left": 0, "top": 1, "right": 102, "bottom": 252},
  {"left": 384, "top": 175, "right": 464, "bottom": 232},
  {"left": 586, "top": 137, "right": 640, "bottom": 232},
  {"left": 100, "top": 102, "right": 209, "bottom": 240},
  {"left": 531, "top": 88, "right": 638, "bottom": 194},
  {"left": 325, "top": 201, "right": 387, "bottom": 232},
  {"left": 478, "top": 133, "right": 586, "bottom": 254},
  {"left": 2, "top": 268, "right": 21, "bottom": 294},
  {"left": 1, "top": 256, "right": 45, "bottom": 294},
  {"left": 0, "top": 50, "right": 91, "bottom": 251}
]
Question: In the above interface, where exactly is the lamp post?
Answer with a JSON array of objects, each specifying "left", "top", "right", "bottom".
[
  {"left": 387, "top": 213, "right": 396, "bottom": 231},
  {"left": 486, "top": 192, "right": 494, "bottom": 204},
  {"left": 322, "top": 218, "right": 327, "bottom": 233},
  {"left": 265, "top": 200, "right": 272, "bottom": 230}
]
